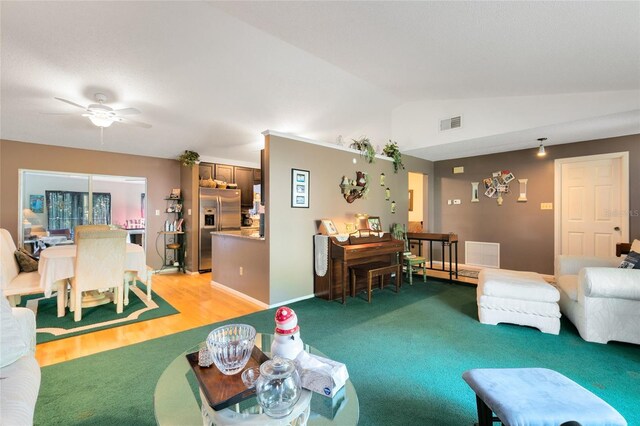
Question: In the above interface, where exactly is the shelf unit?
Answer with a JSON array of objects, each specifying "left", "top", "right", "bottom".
[{"left": 157, "top": 197, "right": 185, "bottom": 272}]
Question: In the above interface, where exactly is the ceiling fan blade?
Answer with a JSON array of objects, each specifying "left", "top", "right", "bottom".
[
  {"left": 54, "top": 97, "right": 87, "bottom": 110},
  {"left": 114, "top": 107, "right": 141, "bottom": 115},
  {"left": 40, "top": 112, "right": 78, "bottom": 115},
  {"left": 118, "top": 116, "right": 152, "bottom": 129}
]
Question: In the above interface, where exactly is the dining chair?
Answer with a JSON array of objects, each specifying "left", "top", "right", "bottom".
[
  {"left": 74, "top": 224, "right": 110, "bottom": 239},
  {"left": 70, "top": 229, "right": 127, "bottom": 322},
  {"left": 392, "top": 224, "right": 427, "bottom": 285},
  {"left": 0, "top": 229, "right": 42, "bottom": 306}
]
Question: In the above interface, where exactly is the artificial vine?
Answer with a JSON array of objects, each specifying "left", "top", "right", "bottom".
[
  {"left": 350, "top": 137, "right": 376, "bottom": 164},
  {"left": 382, "top": 140, "right": 405, "bottom": 173}
]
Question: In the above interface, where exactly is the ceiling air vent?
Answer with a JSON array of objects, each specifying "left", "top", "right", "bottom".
[{"left": 440, "top": 115, "right": 462, "bottom": 131}]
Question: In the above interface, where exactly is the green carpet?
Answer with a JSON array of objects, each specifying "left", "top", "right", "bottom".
[
  {"left": 20, "top": 282, "right": 179, "bottom": 344},
  {"left": 36, "top": 279, "right": 640, "bottom": 425}
]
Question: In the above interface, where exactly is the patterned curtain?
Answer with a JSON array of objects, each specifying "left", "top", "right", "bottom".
[{"left": 45, "top": 191, "right": 111, "bottom": 234}]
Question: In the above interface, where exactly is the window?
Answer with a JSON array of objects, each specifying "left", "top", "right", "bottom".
[{"left": 45, "top": 190, "right": 111, "bottom": 236}]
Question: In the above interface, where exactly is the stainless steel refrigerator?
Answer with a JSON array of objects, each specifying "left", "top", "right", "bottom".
[{"left": 199, "top": 188, "right": 241, "bottom": 271}]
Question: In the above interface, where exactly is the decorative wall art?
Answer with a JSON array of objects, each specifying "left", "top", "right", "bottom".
[
  {"left": 385, "top": 187, "right": 391, "bottom": 201},
  {"left": 517, "top": 179, "right": 528, "bottom": 202},
  {"left": 291, "top": 169, "right": 310, "bottom": 208},
  {"left": 391, "top": 201, "right": 396, "bottom": 214},
  {"left": 380, "top": 173, "right": 385, "bottom": 186},
  {"left": 29, "top": 195, "right": 44, "bottom": 213},
  {"left": 339, "top": 171, "right": 370, "bottom": 203},
  {"left": 471, "top": 182, "right": 479, "bottom": 203},
  {"left": 483, "top": 170, "right": 515, "bottom": 205}
]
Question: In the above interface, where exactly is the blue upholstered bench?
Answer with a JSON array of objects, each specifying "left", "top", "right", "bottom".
[{"left": 462, "top": 368, "right": 627, "bottom": 426}]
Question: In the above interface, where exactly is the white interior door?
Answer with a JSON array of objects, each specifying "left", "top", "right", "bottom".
[{"left": 558, "top": 154, "right": 627, "bottom": 257}]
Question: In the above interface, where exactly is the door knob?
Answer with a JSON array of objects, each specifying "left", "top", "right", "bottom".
[{"left": 614, "top": 226, "right": 620, "bottom": 231}]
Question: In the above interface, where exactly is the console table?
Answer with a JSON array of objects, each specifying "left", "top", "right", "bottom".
[{"left": 406, "top": 232, "right": 458, "bottom": 282}]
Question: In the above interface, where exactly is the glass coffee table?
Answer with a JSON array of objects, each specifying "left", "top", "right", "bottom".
[{"left": 154, "top": 333, "right": 359, "bottom": 425}]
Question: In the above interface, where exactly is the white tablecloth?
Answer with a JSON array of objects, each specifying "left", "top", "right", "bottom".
[{"left": 38, "top": 243, "right": 147, "bottom": 297}]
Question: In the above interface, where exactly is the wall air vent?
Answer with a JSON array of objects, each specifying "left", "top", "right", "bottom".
[{"left": 440, "top": 115, "right": 462, "bottom": 131}]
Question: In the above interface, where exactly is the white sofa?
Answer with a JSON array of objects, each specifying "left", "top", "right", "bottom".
[
  {"left": 555, "top": 255, "right": 640, "bottom": 344},
  {"left": 0, "top": 293, "right": 41, "bottom": 425}
]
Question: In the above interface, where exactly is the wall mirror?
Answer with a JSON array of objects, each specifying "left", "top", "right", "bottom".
[{"left": 19, "top": 169, "right": 147, "bottom": 255}]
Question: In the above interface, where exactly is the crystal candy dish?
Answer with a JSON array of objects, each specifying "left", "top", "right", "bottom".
[{"left": 206, "top": 324, "right": 256, "bottom": 375}]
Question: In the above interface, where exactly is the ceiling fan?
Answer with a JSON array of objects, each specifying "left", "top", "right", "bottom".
[{"left": 52, "top": 93, "right": 152, "bottom": 128}]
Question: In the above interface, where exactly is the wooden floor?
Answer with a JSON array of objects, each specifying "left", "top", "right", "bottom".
[{"left": 35, "top": 272, "right": 264, "bottom": 367}]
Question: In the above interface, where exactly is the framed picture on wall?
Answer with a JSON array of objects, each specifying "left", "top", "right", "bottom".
[
  {"left": 291, "top": 168, "right": 310, "bottom": 208},
  {"left": 29, "top": 194, "right": 44, "bottom": 213}
]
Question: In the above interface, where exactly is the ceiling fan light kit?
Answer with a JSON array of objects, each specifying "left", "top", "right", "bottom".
[{"left": 52, "top": 93, "right": 151, "bottom": 129}]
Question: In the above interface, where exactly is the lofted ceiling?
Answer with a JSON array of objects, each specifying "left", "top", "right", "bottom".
[{"left": 1, "top": 1, "right": 639, "bottom": 165}]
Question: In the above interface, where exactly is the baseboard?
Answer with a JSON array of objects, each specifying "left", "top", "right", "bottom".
[
  {"left": 211, "top": 281, "right": 270, "bottom": 309},
  {"left": 268, "top": 294, "right": 315, "bottom": 309},
  {"left": 210, "top": 281, "right": 315, "bottom": 309}
]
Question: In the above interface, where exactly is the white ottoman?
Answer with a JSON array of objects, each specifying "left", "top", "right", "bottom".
[{"left": 477, "top": 269, "right": 561, "bottom": 334}]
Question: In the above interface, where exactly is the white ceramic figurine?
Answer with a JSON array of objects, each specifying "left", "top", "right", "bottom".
[{"left": 271, "top": 306, "right": 304, "bottom": 360}]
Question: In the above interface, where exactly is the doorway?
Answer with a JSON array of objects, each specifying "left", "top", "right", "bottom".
[
  {"left": 554, "top": 152, "right": 629, "bottom": 257},
  {"left": 408, "top": 172, "right": 428, "bottom": 255}
]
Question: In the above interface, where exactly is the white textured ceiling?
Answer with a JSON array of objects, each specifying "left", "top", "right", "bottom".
[{"left": 1, "top": 1, "right": 639, "bottom": 164}]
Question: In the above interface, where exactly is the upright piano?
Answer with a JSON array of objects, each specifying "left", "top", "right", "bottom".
[{"left": 314, "top": 233, "right": 404, "bottom": 303}]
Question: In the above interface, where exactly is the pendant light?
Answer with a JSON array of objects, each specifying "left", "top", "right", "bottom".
[{"left": 537, "top": 138, "right": 547, "bottom": 157}]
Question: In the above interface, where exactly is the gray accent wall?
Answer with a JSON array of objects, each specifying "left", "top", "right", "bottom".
[
  {"left": 433, "top": 134, "right": 639, "bottom": 275},
  {"left": 266, "top": 134, "right": 433, "bottom": 305}
]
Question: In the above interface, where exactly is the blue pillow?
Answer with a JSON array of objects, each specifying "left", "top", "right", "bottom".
[{"left": 619, "top": 251, "right": 640, "bottom": 269}]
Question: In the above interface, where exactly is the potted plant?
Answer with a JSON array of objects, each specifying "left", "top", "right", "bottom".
[
  {"left": 177, "top": 150, "right": 200, "bottom": 167},
  {"left": 383, "top": 140, "right": 405, "bottom": 173},
  {"left": 350, "top": 137, "right": 376, "bottom": 164}
]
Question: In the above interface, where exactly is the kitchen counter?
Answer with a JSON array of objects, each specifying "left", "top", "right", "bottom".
[{"left": 211, "top": 229, "right": 264, "bottom": 240}]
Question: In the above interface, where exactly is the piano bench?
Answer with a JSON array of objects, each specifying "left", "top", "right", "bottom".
[{"left": 349, "top": 262, "right": 402, "bottom": 303}]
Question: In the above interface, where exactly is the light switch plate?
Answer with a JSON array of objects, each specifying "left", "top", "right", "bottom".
[
  {"left": 155, "top": 209, "right": 160, "bottom": 216},
  {"left": 447, "top": 200, "right": 452, "bottom": 205},
  {"left": 540, "top": 202, "right": 553, "bottom": 210}
]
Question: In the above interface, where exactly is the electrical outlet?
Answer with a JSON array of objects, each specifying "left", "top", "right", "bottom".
[
  {"left": 187, "top": 208, "right": 191, "bottom": 215},
  {"left": 239, "top": 266, "right": 244, "bottom": 276},
  {"left": 540, "top": 202, "right": 553, "bottom": 210},
  {"left": 453, "top": 199, "right": 461, "bottom": 205}
]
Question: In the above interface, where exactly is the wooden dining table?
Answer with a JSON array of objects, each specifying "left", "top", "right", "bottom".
[{"left": 38, "top": 243, "right": 148, "bottom": 317}]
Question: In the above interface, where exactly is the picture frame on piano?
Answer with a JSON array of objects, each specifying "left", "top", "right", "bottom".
[
  {"left": 367, "top": 216, "right": 382, "bottom": 233},
  {"left": 319, "top": 219, "right": 338, "bottom": 235}
]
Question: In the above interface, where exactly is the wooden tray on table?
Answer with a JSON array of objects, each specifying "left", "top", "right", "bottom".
[{"left": 186, "top": 346, "right": 269, "bottom": 411}]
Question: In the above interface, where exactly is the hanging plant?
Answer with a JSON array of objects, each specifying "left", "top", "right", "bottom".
[
  {"left": 177, "top": 150, "right": 200, "bottom": 167},
  {"left": 350, "top": 137, "right": 376, "bottom": 164},
  {"left": 383, "top": 140, "right": 405, "bottom": 173}
]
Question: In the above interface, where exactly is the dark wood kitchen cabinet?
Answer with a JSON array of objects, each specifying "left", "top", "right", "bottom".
[
  {"left": 214, "top": 164, "right": 234, "bottom": 183},
  {"left": 234, "top": 166, "right": 254, "bottom": 207}
]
